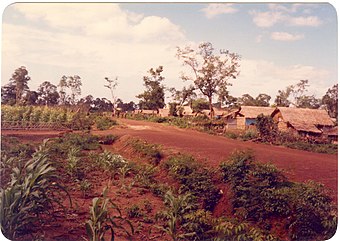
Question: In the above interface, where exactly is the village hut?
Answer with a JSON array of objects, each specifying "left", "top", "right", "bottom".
[
  {"left": 140, "top": 109, "right": 158, "bottom": 116},
  {"left": 178, "top": 106, "right": 195, "bottom": 117},
  {"left": 224, "top": 106, "right": 275, "bottom": 130},
  {"left": 158, "top": 108, "right": 170, "bottom": 117},
  {"left": 271, "top": 107, "right": 335, "bottom": 137}
]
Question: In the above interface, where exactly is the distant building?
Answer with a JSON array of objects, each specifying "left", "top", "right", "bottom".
[
  {"left": 271, "top": 107, "right": 335, "bottom": 138},
  {"left": 224, "top": 106, "right": 274, "bottom": 130}
]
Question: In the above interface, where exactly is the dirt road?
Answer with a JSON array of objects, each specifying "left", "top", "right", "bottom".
[{"left": 93, "top": 119, "right": 338, "bottom": 200}]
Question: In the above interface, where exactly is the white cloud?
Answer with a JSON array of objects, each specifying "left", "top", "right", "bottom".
[
  {"left": 288, "top": 16, "right": 322, "bottom": 27},
  {"left": 255, "top": 34, "right": 263, "bottom": 43},
  {"left": 229, "top": 59, "right": 330, "bottom": 99},
  {"left": 249, "top": 10, "right": 284, "bottom": 27},
  {"left": 2, "top": 3, "right": 188, "bottom": 101},
  {"left": 201, "top": 4, "right": 238, "bottom": 19},
  {"left": 249, "top": 4, "right": 323, "bottom": 28},
  {"left": 270, "top": 32, "right": 304, "bottom": 41}
]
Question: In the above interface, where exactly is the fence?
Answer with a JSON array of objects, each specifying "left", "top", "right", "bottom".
[{"left": 1, "top": 121, "right": 69, "bottom": 131}]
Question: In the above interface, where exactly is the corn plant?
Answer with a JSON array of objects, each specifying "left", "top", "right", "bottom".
[
  {"left": 0, "top": 142, "right": 71, "bottom": 239},
  {"left": 80, "top": 179, "right": 92, "bottom": 198},
  {"left": 85, "top": 187, "right": 134, "bottom": 241},
  {"left": 157, "top": 191, "right": 196, "bottom": 241},
  {"left": 66, "top": 147, "right": 81, "bottom": 176}
]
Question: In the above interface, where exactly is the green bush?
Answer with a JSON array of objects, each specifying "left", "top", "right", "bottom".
[
  {"left": 129, "top": 139, "right": 162, "bottom": 165},
  {"left": 95, "top": 116, "right": 117, "bottom": 130},
  {"left": 165, "top": 154, "right": 221, "bottom": 211},
  {"left": 220, "top": 149, "right": 337, "bottom": 240},
  {"left": 98, "top": 134, "right": 118, "bottom": 145}
]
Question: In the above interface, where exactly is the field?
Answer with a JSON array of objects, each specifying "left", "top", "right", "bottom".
[{"left": 1, "top": 118, "right": 337, "bottom": 241}]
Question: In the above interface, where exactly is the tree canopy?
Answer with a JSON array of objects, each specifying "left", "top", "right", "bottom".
[
  {"left": 137, "top": 66, "right": 165, "bottom": 110},
  {"left": 177, "top": 42, "right": 240, "bottom": 118}
]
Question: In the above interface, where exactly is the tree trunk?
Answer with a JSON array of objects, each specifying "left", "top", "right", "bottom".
[{"left": 209, "top": 96, "right": 213, "bottom": 119}]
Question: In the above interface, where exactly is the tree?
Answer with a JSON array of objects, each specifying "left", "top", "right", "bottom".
[
  {"left": 255, "top": 114, "right": 278, "bottom": 143},
  {"left": 191, "top": 98, "right": 210, "bottom": 113},
  {"left": 116, "top": 99, "right": 136, "bottom": 112},
  {"left": 9, "top": 66, "right": 31, "bottom": 105},
  {"left": 37, "top": 81, "right": 60, "bottom": 106},
  {"left": 238, "top": 94, "right": 256, "bottom": 106},
  {"left": 1, "top": 83, "right": 16, "bottom": 105},
  {"left": 22, "top": 90, "right": 38, "bottom": 105},
  {"left": 67, "top": 75, "right": 82, "bottom": 105},
  {"left": 58, "top": 75, "right": 82, "bottom": 105},
  {"left": 275, "top": 80, "right": 309, "bottom": 107},
  {"left": 104, "top": 77, "right": 118, "bottom": 116},
  {"left": 137, "top": 66, "right": 165, "bottom": 110},
  {"left": 177, "top": 42, "right": 240, "bottom": 119},
  {"left": 255, "top": 93, "right": 271, "bottom": 107},
  {"left": 169, "top": 85, "right": 197, "bottom": 107},
  {"left": 322, "top": 84, "right": 338, "bottom": 119},
  {"left": 296, "top": 95, "right": 321, "bottom": 109}
]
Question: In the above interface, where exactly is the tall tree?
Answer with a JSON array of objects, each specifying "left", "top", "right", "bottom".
[
  {"left": 322, "top": 84, "right": 338, "bottom": 119},
  {"left": 176, "top": 42, "right": 240, "bottom": 119},
  {"left": 37, "top": 81, "right": 60, "bottom": 106},
  {"left": 137, "top": 66, "right": 165, "bottom": 110},
  {"left": 67, "top": 75, "right": 82, "bottom": 105},
  {"left": 296, "top": 95, "right": 321, "bottom": 109},
  {"left": 104, "top": 77, "right": 118, "bottom": 116},
  {"left": 58, "top": 76, "right": 68, "bottom": 105},
  {"left": 10, "top": 66, "right": 31, "bottom": 105}
]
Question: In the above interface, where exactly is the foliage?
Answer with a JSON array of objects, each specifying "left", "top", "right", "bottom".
[
  {"left": 127, "top": 204, "right": 142, "bottom": 218},
  {"left": 1, "top": 136, "right": 35, "bottom": 159},
  {"left": 58, "top": 75, "right": 82, "bottom": 105},
  {"left": 157, "top": 191, "right": 196, "bottom": 241},
  {"left": 98, "top": 134, "right": 119, "bottom": 145},
  {"left": 95, "top": 151, "right": 127, "bottom": 172},
  {"left": 37, "top": 81, "right": 60, "bottom": 106},
  {"left": 322, "top": 83, "right": 338, "bottom": 120},
  {"left": 220, "top": 149, "right": 337, "bottom": 240},
  {"left": 164, "top": 154, "right": 221, "bottom": 211},
  {"left": 238, "top": 93, "right": 271, "bottom": 107},
  {"left": 177, "top": 42, "right": 240, "bottom": 119},
  {"left": 85, "top": 187, "right": 134, "bottom": 241},
  {"left": 137, "top": 66, "right": 165, "bottom": 110},
  {"left": 255, "top": 114, "right": 278, "bottom": 142},
  {"left": 190, "top": 98, "right": 209, "bottom": 114},
  {"left": 68, "top": 112, "right": 94, "bottom": 130},
  {"left": 95, "top": 116, "right": 117, "bottom": 130},
  {"left": 0, "top": 143, "right": 70, "bottom": 239},
  {"left": 129, "top": 139, "right": 162, "bottom": 165},
  {"left": 169, "top": 85, "right": 197, "bottom": 107}
]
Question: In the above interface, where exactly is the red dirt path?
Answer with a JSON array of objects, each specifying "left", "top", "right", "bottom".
[
  {"left": 2, "top": 119, "right": 338, "bottom": 201},
  {"left": 94, "top": 119, "right": 338, "bottom": 201}
]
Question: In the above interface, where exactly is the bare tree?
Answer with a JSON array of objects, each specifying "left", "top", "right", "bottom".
[{"left": 104, "top": 77, "right": 118, "bottom": 116}]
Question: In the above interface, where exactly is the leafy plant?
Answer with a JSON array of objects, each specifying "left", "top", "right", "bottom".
[
  {"left": 157, "top": 191, "right": 196, "bottom": 241},
  {"left": 126, "top": 204, "right": 142, "bottom": 218},
  {"left": 85, "top": 187, "right": 134, "bottom": 241},
  {"left": 79, "top": 179, "right": 92, "bottom": 198},
  {"left": 95, "top": 116, "right": 117, "bottom": 130},
  {"left": 0, "top": 142, "right": 71, "bottom": 239},
  {"left": 220, "top": 149, "right": 337, "bottom": 240},
  {"left": 130, "top": 139, "right": 162, "bottom": 165}
]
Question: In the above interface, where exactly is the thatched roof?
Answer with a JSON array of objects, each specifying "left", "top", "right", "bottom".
[
  {"left": 272, "top": 107, "right": 334, "bottom": 133},
  {"left": 213, "top": 107, "right": 229, "bottom": 117},
  {"left": 238, "top": 106, "right": 275, "bottom": 119},
  {"left": 323, "top": 127, "right": 338, "bottom": 136},
  {"left": 180, "top": 106, "right": 195, "bottom": 116}
]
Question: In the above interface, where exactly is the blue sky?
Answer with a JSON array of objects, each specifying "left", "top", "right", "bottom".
[{"left": 1, "top": 3, "right": 338, "bottom": 104}]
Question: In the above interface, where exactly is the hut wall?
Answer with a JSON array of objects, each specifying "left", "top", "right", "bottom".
[{"left": 236, "top": 117, "right": 246, "bottom": 129}]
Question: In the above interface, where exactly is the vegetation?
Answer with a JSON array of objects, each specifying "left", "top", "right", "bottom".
[
  {"left": 136, "top": 66, "right": 166, "bottom": 110},
  {"left": 85, "top": 187, "right": 133, "bottom": 241},
  {"left": 0, "top": 142, "right": 70, "bottom": 239},
  {"left": 129, "top": 139, "right": 162, "bottom": 165},
  {"left": 220, "top": 149, "right": 337, "bottom": 240},
  {"left": 177, "top": 42, "right": 240, "bottom": 119}
]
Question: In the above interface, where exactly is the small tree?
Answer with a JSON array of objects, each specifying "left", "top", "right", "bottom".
[
  {"left": 137, "top": 66, "right": 165, "bottom": 110},
  {"left": 104, "top": 77, "right": 118, "bottom": 116},
  {"left": 37, "top": 81, "right": 60, "bottom": 106},
  {"left": 177, "top": 42, "right": 240, "bottom": 119},
  {"left": 322, "top": 84, "right": 338, "bottom": 119},
  {"left": 255, "top": 114, "right": 278, "bottom": 142}
]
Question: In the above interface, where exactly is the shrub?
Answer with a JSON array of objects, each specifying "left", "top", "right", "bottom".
[
  {"left": 239, "top": 129, "right": 258, "bottom": 141},
  {"left": 95, "top": 116, "right": 117, "bottom": 130},
  {"left": 130, "top": 139, "right": 162, "bottom": 165},
  {"left": 255, "top": 114, "right": 278, "bottom": 142},
  {"left": 220, "top": 149, "right": 337, "bottom": 240},
  {"left": 98, "top": 134, "right": 118, "bottom": 145},
  {"left": 165, "top": 154, "right": 221, "bottom": 211},
  {"left": 69, "top": 112, "right": 94, "bottom": 130}
]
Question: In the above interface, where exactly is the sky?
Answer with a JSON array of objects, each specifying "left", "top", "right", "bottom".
[{"left": 1, "top": 2, "right": 338, "bottom": 104}]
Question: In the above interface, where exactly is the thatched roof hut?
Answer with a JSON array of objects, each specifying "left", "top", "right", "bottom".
[{"left": 271, "top": 107, "right": 334, "bottom": 134}]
